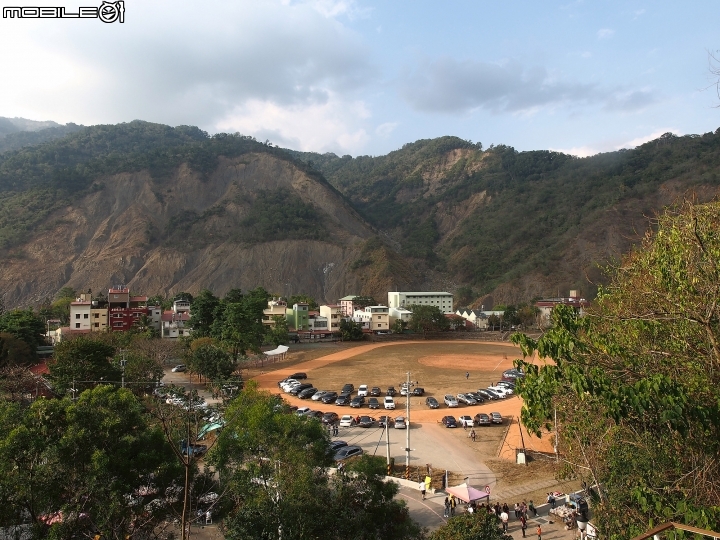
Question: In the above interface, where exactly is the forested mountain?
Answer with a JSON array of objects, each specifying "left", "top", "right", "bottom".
[
  {"left": 290, "top": 129, "right": 720, "bottom": 304},
  {"left": 1, "top": 120, "right": 720, "bottom": 308}
]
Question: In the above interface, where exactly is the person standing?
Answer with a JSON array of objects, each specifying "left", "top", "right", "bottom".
[
  {"left": 450, "top": 495, "right": 457, "bottom": 516},
  {"left": 470, "top": 429, "right": 476, "bottom": 442},
  {"left": 536, "top": 524, "right": 542, "bottom": 540},
  {"left": 547, "top": 493, "right": 556, "bottom": 511},
  {"left": 465, "top": 371, "right": 470, "bottom": 380},
  {"left": 520, "top": 514, "right": 527, "bottom": 538},
  {"left": 444, "top": 497, "right": 450, "bottom": 518},
  {"left": 529, "top": 500, "right": 537, "bottom": 517},
  {"left": 419, "top": 480, "right": 426, "bottom": 500},
  {"left": 500, "top": 510, "right": 509, "bottom": 532},
  {"left": 515, "top": 502, "right": 520, "bottom": 519}
]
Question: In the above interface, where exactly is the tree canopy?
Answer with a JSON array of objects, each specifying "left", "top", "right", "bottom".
[{"left": 512, "top": 200, "right": 720, "bottom": 538}]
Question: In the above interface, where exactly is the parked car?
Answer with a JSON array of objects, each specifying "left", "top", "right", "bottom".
[
  {"left": 296, "top": 407, "right": 311, "bottom": 416},
  {"left": 289, "top": 383, "right": 313, "bottom": 396},
  {"left": 502, "top": 368, "right": 524, "bottom": 380},
  {"left": 368, "top": 397, "right": 380, "bottom": 409},
  {"left": 306, "top": 410, "right": 324, "bottom": 419},
  {"left": 487, "top": 386, "right": 511, "bottom": 398},
  {"left": 339, "top": 415, "right": 355, "bottom": 428},
  {"left": 444, "top": 395, "right": 459, "bottom": 407},
  {"left": 386, "top": 386, "right": 397, "bottom": 396},
  {"left": 457, "top": 393, "right": 477, "bottom": 405},
  {"left": 334, "top": 445, "right": 363, "bottom": 461},
  {"left": 492, "top": 383, "right": 514, "bottom": 395},
  {"left": 377, "top": 415, "right": 390, "bottom": 428},
  {"left": 484, "top": 388, "right": 503, "bottom": 400},
  {"left": 412, "top": 387, "right": 425, "bottom": 396},
  {"left": 335, "top": 394, "right": 351, "bottom": 406},
  {"left": 458, "top": 415, "right": 474, "bottom": 428},
  {"left": 357, "top": 385, "right": 369, "bottom": 397},
  {"left": 341, "top": 383, "right": 355, "bottom": 393},
  {"left": 466, "top": 391, "right": 485, "bottom": 403},
  {"left": 370, "top": 387, "right": 382, "bottom": 397},
  {"left": 400, "top": 385, "right": 410, "bottom": 396},
  {"left": 289, "top": 372, "right": 307, "bottom": 380},
  {"left": 312, "top": 390, "right": 330, "bottom": 401},
  {"left": 425, "top": 396, "right": 440, "bottom": 409},
  {"left": 298, "top": 387, "right": 318, "bottom": 399},
  {"left": 358, "top": 415, "right": 374, "bottom": 428},
  {"left": 394, "top": 416, "right": 407, "bottom": 429},
  {"left": 322, "top": 412, "right": 339, "bottom": 425},
  {"left": 441, "top": 416, "right": 457, "bottom": 428},
  {"left": 350, "top": 396, "right": 365, "bottom": 408},
  {"left": 384, "top": 396, "right": 395, "bottom": 410},
  {"left": 474, "top": 413, "right": 491, "bottom": 426},
  {"left": 329, "top": 440, "right": 347, "bottom": 451},
  {"left": 490, "top": 412, "right": 503, "bottom": 424},
  {"left": 321, "top": 392, "right": 338, "bottom": 404},
  {"left": 496, "top": 380, "right": 515, "bottom": 389},
  {"left": 171, "top": 364, "right": 186, "bottom": 373},
  {"left": 477, "top": 389, "right": 496, "bottom": 401}
]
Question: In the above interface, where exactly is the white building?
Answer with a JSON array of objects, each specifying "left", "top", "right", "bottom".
[
  {"left": 353, "top": 305, "right": 390, "bottom": 332},
  {"left": 388, "top": 291, "right": 454, "bottom": 314},
  {"left": 319, "top": 304, "right": 344, "bottom": 332},
  {"left": 389, "top": 307, "right": 413, "bottom": 326},
  {"left": 161, "top": 300, "right": 193, "bottom": 339}
]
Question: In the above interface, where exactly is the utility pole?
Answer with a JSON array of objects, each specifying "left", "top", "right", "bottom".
[
  {"left": 120, "top": 349, "right": 127, "bottom": 389},
  {"left": 386, "top": 419, "right": 391, "bottom": 471},
  {"left": 554, "top": 407, "right": 559, "bottom": 463},
  {"left": 405, "top": 371, "right": 411, "bottom": 476}
]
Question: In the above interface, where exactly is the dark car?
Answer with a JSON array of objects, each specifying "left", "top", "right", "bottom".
[
  {"left": 329, "top": 440, "right": 348, "bottom": 452},
  {"left": 474, "top": 413, "right": 491, "bottom": 426},
  {"left": 341, "top": 383, "right": 355, "bottom": 393},
  {"left": 289, "top": 383, "right": 313, "bottom": 396},
  {"left": 350, "top": 396, "right": 365, "bottom": 408},
  {"left": 441, "top": 416, "right": 457, "bottom": 428},
  {"left": 378, "top": 415, "right": 389, "bottom": 428},
  {"left": 358, "top": 415, "right": 374, "bottom": 428},
  {"left": 321, "top": 392, "right": 338, "bottom": 404},
  {"left": 496, "top": 380, "right": 515, "bottom": 390},
  {"left": 502, "top": 368, "right": 524, "bottom": 380},
  {"left": 477, "top": 389, "right": 496, "bottom": 401},
  {"left": 425, "top": 396, "right": 440, "bottom": 409},
  {"left": 484, "top": 388, "right": 503, "bottom": 400},
  {"left": 386, "top": 386, "right": 397, "bottom": 396},
  {"left": 289, "top": 372, "right": 307, "bottom": 380},
  {"left": 334, "top": 445, "right": 363, "bottom": 461},
  {"left": 335, "top": 394, "right": 351, "bottom": 406},
  {"left": 322, "top": 412, "right": 339, "bottom": 425},
  {"left": 368, "top": 397, "right": 380, "bottom": 409},
  {"left": 370, "top": 387, "right": 382, "bottom": 397},
  {"left": 412, "top": 387, "right": 425, "bottom": 396},
  {"left": 298, "top": 387, "right": 318, "bottom": 399},
  {"left": 466, "top": 392, "right": 485, "bottom": 403}
]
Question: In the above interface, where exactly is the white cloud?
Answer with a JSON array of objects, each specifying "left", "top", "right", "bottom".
[
  {"left": 597, "top": 28, "right": 615, "bottom": 39},
  {"left": 550, "top": 146, "right": 600, "bottom": 158},
  {"left": 375, "top": 122, "right": 398, "bottom": 137},
  {"left": 618, "top": 129, "right": 680, "bottom": 149}
]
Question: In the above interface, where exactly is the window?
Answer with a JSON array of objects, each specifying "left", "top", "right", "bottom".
[
  {"left": 94, "top": 323, "right": 99, "bottom": 328},
  {"left": 377, "top": 324, "right": 381, "bottom": 328},
  {"left": 113, "top": 322, "right": 122, "bottom": 328},
  {"left": 75, "top": 314, "right": 80, "bottom": 319},
  {"left": 94, "top": 313, "right": 99, "bottom": 318},
  {"left": 84, "top": 314, "right": 89, "bottom": 319},
  {"left": 75, "top": 323, "right": 80, "bottom": 328}
]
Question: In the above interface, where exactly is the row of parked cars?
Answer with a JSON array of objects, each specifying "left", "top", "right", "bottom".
[
  {"left": 440, "top": 412, "right": 504, "bottom": 428},
  {"left": 278, "top": 377, "right": 415, "bottom": 410}
]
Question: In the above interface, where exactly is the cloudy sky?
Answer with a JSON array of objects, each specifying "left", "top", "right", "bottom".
[{"left": 1, "top": 0, "right": 718, "bottom": 156}]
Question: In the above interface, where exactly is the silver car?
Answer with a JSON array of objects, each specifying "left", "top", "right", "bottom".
[{"left": 444, "top": 394, "right": 458, "bottom": 407}]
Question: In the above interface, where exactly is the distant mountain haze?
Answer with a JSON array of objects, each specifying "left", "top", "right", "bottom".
[{"left": 0, "top": 119, "right": 719, "bottom": 308}]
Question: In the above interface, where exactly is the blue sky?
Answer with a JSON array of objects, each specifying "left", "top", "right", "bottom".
[{"left": 1, "top": 0, "right": 718, "bottom": 156}]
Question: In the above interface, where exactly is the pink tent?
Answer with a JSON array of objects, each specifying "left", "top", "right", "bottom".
[{"left": 445, "top": 483, "right": 490, "bottom": 503}]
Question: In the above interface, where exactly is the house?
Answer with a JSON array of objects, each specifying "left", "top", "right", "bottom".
[
  {"left": 455, "top": 309, "right": 504, "bottom": 330},
  {"left": 535, "top": 290, "right": 590, "bottom": 328},
  {"left": 339, "top": 295, "right": 358, "bottom": 317},
  {"left": 353, "top": 305, "right": 390, "bottom": 333},
  {"left": 286, "top": 303, "right": 309, "bottom": 331},
  {"left": 319, "top": 304, "right": 344, "bottom": 332},
  {"left": 308, "top": 312, "right": 329, "bottom": 332},
  {"left": 69, "top": 291, "right": 108, "bottom": 332},
  {"left": 389, "top": 307, "right": 412, "bottom": 328},
  {"left": 108, "top": 286, "right": 152, "bottom": 332},
  {"left": 388, "top": 291, "right": 454, "bottom": 314},
  {"left": 161, "top": 300, "right": 193, "bottom": 339},
  {"left": 263, "top": 299, "right": 288, "bottom": 328}
]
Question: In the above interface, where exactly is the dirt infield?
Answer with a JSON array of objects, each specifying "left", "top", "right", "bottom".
[{"left": 253, "top": 341, "right": 554, "bottom": 458}]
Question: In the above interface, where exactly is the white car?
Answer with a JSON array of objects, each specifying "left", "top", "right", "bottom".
[
  {"left": 339, "top": 415, "right": 355, "bottom": 428},
  {"left": 488, "top": 386, "right": 512, "bottom": 398},
  {"left": 457, "top": 393, "right": 477, "bottom": 405},
  {"left": 459, "top": 415, "right": 474, "bottom": 428},
  {"left": 357, "top": 385, "right": 368, "bottom": 397},
  {"left": 444, "top": 395, "right": 459, "bottom": 407},
  {"left": 394, "top": 416, "right": 406, "bottom": 429},
  {"left": 384, "top": 396, "right": 395, "bottom": 410},
  {"left": 311, "top": 390, "right": 329, "bottom": 401},
  {"left": 296, "top": 407, "right": 311, "bottom": 416},
  {"left": 282, "top": 381, "right": 301, "bottom": 392}
]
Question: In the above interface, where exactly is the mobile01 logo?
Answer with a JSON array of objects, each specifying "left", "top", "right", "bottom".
[{"left": 3, "top": 1, "right": 125, "bottom": 23}]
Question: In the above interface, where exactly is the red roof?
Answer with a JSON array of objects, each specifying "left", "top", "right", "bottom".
[
  {"left": 70, "top": 301, "right": 91, "bottom": 306},
  {"left": 29, "top": 360, "right": 50, "bottom": 375},
  {"left": 161, "top": 312, "right": 190, "bottom": 322},
  {"left": 109, "top": 288, "right": 129, "bottom": 293}
]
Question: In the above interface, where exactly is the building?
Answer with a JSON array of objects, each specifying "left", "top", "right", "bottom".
[
  {"left": 263, "top": 299, "right": 288, "bottom": 328},
  {"left": 535, "top": 290, "right": 590, "bottom": 328},
  {"left": 319, "top": 304, "right": 344, "bottom": 332},
  {"left": 161, "top": 300, "right": 192, "bottom": 339},
  {"left": 339, "top": 295, "right": 358, "bottom": 317},
  {"left": 353, "top": 305, "right": 390, "bottom": 333},
  {"left": 69, "top": 291, "right": 108, "bottom": 332},
  {"left": 286, "top": 303, "right": 309, "bottom": 331},
  {"left": 308, "top": 312, "right": 329, "bottom": 332},
  {"left": 388, "top": 291, "right": 454, "bottom": 314},
  {"left": 108, "top": 287, "right": 151, "bottom": 332},
  {"left": 388, "top": 307, "right": 412, "bottom": 328}
]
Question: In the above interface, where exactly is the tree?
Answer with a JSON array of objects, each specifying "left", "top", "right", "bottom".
[
  {"left": 49, "top": 337, "right": 119, "bottom": 394},
  {"left": 487, "top": 314, "right": 500, "bottom": 331},
  {"left": 430, "top": 512, "right": 509, "bottom": 540},
  {"left": 352, "top": 295, "right": 377, "bottom": 310},
  {"left": 215, "top": 287, "right": 269, "bottom": 359},
  {"left": 210, "top": 384, "right": 423, "bottom": 540},
  {"left": 0, "top": 332, "right": 34, "bottom": 368},
  {"left": 287, "top": 294, "right": 318, "bottom": 311},
  {"left": 267, "top": 315, "right": 289, "bottom": 346},
  {"left": 454, "top": 286, "right": 475, "bottom": 308},
  {"left": 0, "top": 309, "right": 46, "bottom": 351},
  {"left": 500, "top": 305, "right": 519, "bottom": 328},
  {"left": 189, "top": 289, "right": 221, "bottom": 337},
  {"left": 408, "top": 305, "right": 450, "bottom": 334},
  {"left": 115, "top": 350, "right": 164, "bottom": 394},
  {"left": 512, "top": 200, "right": 720, "bottom": 538},
  {"left": 516, "top": 304, "right": 539, "bottom": 329},
  {"left": 392, "top": 318, "right": 408, "bottom": 334},
  {"left": 339, "top": 318, "right": 364, "bottom": 341},
  {"left": 187, "top": 343, "right": 235, "bottom": 382}
]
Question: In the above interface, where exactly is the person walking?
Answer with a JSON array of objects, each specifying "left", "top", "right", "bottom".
[
  {"left": 529, "top": 500, "right": 537, "bottom": 517},
  {"left": 500, "top": 510, "right": 509, "bottom": 532},
  {"left": 418, "top": 480, "right": 426, "bottom": 500},
  {"left": 470, "top": 429, "right": 476, "bottom": 442},
  {"left": 536, "top": 524, "right": 542, "bottom": 540},
  {"left": 450, "top": 495, "right": 457, "bottom": 516},
  {"left": 443, "top": 497, "right": 450, "bottom": 518},
  {"left": 520, "top": 514, "right": 527, "bottom": 538},
  {"left": 514, "top": 502, "right": 520, "bottom": 519},
  {"left": 547, "top": 493, "right": 556, "bottom": 511},
  {"left": 465, "top": 371, "right": 470, "bottom": 380}
]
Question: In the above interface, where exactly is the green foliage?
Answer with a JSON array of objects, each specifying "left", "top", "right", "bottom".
[
  {"left": 0, "top": 309, "right": 45, "bottom": 351},
  {"left": 49, "top": 337, "right": 119, "bottom": 394},
  {"left": 392, "top": 318, "right": 408, "bottom": 334},
  {"left": 240, "top": 189, "right": 326, "bottom": 243},
  {"left": 430, "top": 512, "right": 510, "bottom": 540},
  {"left": 267, "top": 315, "right": 289, "bottom": 346},
  {"left": 408, "top": 305, "right": 450, "bottom": 333},
  {"left": 187, "top": 343, "right": 235, "bottom": 381},
  {"left": 340, "top": 319, "right": 364, "bottom": 341},
  {"left": 189, "top": 289, "right": 222, "bottom": 338},
  {"left": 0, "top": 332, "right": 35, "bottom": 368},
  {"left": 352, "top": 295, "right": 377, "bottom": 309},
  {"left": 287, "top": 294, "right": 318, "bottom": 311},
  {"left": 214, "top": 287, "right": 270, "bottom": 358},
  {"left": 511, "top": 200, "right": 720, "bottom": 538},
  {"left": 115, "top": 350, "right": 164, "bottom": 394}
]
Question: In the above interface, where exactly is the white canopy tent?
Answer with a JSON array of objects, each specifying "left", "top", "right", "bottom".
[{"left": 263, "top": 345, "right": 289, "bottom": 361}]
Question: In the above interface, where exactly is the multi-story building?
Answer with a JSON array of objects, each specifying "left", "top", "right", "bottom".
[
  {"left": 108, "top": 286, "right": 151, "bottom": 332},
  {"left": 308, "top": 312, "right": 329, "bottom": 333},
  {"left": 388, "top": 291, "right": 454, "bottom": 314},
  {"left": 535, "top": 290, "right": 589, "bottom": 328},
  {"left": 319, "top": 304, "right": 344, "bottom": 333},
  {"left": 339, "top": 295, "right": 358, "bottom": 317},
  {"left": 353, "top": 305, "right": 390, "bottom": 333},
  {"left": 389, "top": 307, "right": 413, "bottom": 328},
  {"left": 286, "top": 303, "right": 309, "bottom": 331},
  {"left": 161, "top": 300, "right": 192, "bottom": 339},
  {"left": 70, "top": 292, "right": 109, "bottom": 332},
  {"left": 263, "top": 299, "right": 288, "bottom": 328}
]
